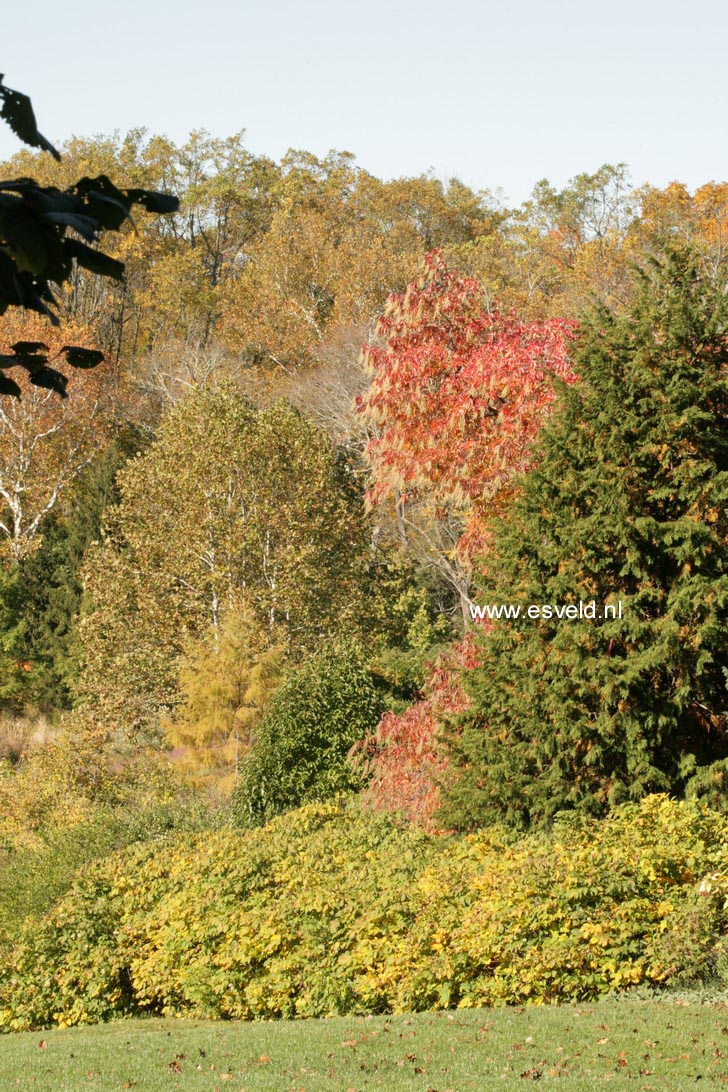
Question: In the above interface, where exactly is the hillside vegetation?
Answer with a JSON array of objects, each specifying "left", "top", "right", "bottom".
[{"left": 0, "top": 118, "right": 726, "bottom": 1052}]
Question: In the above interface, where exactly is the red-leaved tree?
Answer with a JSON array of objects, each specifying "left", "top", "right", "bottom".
[
  {"left": 353, "top": 634, "right": 480, "bottom": 828},
  {"left": 356, "top": 252, "right": 577, "bottom": 824},
  {"left": 357, "top": 251, "right": 577, "bottom": 622}
]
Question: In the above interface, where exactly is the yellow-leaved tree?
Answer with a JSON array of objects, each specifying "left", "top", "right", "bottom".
[
  {"left": 162, "top": 601, "right": 283, "bottom": 798},
  {"left": 77, "top": 384, "right": 377, "bottom": 746}
]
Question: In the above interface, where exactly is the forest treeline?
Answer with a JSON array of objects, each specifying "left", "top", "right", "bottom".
[
  {"left": 4, "top": 133, "right": 727, "bottom": 385},
  {"left": 0, "top": 129, "right": 727, "bottom": 1028},
  {"left": 0, "top": 131, "right": 726, "bottom": 783}
]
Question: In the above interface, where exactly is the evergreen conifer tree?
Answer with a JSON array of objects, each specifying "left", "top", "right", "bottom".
[
  {"left": 4, "top": 430, "right": 142, "bottom": 711},
  {"left": 440, "top": 249, "right": 728, "bottom": 829},
  {"left": 2, "top": 429, "right": 143, "bottom": 713}
]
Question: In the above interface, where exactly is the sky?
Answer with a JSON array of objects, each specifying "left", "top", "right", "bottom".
[{"left": 2, "top": 0, "right": 726, "bottom": 206}]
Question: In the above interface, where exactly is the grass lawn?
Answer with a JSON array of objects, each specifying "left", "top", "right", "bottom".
[{"left": 2, "top": 996, "right": 728, "bottom": 1090}]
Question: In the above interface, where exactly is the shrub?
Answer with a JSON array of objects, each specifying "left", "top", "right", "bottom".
[
  {"left": 231, "top": 642, "right": 385, "bottom": 827},
  {"left": 0, "top": 800, "right": 436, "bottom": 1029},
  {"left": 0, "top": 798, "right": 227, "bottom": 944},
  {"left": 2, "top": 796, "right": 728, "bottom": 1030}
]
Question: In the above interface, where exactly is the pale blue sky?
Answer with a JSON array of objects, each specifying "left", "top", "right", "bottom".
[{"left": 2, "top": 0, "right": 725, "bottom": 205}]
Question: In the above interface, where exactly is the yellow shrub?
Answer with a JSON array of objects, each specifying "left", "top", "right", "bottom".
[{"left": 2, "top": 795, "right": 728, "bottom": 1031}]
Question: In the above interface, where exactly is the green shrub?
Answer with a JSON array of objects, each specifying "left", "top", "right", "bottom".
[
  {"left": 0, "top": 799, "right": 228, "bottom": 943},
  {"left": 2, "top": 796, "right": 728, "bottom": 1031},
  {"left": 0, "top": 800, "right": 435, "bottom": 1029},
  {"left": 232, "top": 642, "right": 385, "bottom": 826}
]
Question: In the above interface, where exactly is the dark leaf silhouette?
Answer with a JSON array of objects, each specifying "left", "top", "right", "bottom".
[
  {"left": 0, "top": 77, "right": 179, "bottom": 396},
  {"left": 0, "top": 75, "right": 60, "bottom": 160}
]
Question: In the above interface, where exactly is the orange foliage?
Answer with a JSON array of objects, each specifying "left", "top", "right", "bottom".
[
  {"left": 0, "top": 310, "right": 100, "bottom": 392},
  {"left": 358, "top": 252, "right": 577, "bottom": 563},
  {"left": 356, "top": 634, "right": 481, "bottom": 828}
]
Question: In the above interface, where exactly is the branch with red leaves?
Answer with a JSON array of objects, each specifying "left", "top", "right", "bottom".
[{"left": 357, "top": 251, "right": 578, "bottom": 563}]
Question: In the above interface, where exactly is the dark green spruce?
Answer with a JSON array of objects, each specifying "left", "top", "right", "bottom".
[
  {"left": 0, "top": 427, "right": 143, "bottom": 713},
  {"left": 440, "top": 249, "right": 728, "bottom": 830}
]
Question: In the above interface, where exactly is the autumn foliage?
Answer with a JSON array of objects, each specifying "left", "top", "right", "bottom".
[
  {"left": 0, "top": 312, "right": 105, "bottom": 562},
  {"left": 5, "top": 795, "right": 728, "bottom": 1028},
  {"left": 354, "top": 254, "right": 578, "bottom": 818},
  {"left": 355, "top": 634, "right": 480, "bottom": 828},
  {"left": 358, "top": 252, "right": 577, "bottom": 560}
]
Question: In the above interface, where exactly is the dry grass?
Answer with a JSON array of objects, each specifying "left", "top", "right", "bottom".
[{"left": 0, "top": 711, "right": 56, "bottom": 766}]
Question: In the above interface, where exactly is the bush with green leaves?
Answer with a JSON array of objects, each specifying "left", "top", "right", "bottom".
[
  {"left": 232, "top": 642, "right": 385, "bottom": 827},
  {"left": 0, "top": 797, "right": 227, "bottom": 944},
  {"left": 2, "top": 796, "right": 728, "bottom": 1031}
]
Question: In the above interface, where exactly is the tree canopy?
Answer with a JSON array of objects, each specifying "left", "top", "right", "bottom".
[{"left": 77, "top": 385, "right": 378, "bottom": 743}]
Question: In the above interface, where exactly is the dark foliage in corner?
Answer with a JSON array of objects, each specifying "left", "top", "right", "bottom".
[{"left": 0, "top": 74, "right": 178, "bottom": 397}]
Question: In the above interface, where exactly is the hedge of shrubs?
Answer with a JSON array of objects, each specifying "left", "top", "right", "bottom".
[{"left": 2, "top": 794, "right": 728, "bottom": 1031}]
